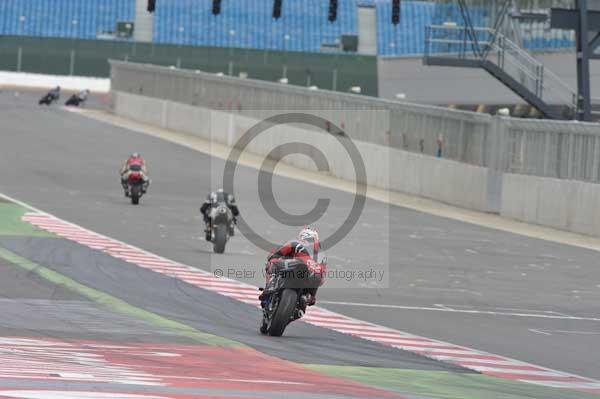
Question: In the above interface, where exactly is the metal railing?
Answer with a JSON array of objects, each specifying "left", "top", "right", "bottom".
[
  {"left": 425, "top": 24, "right": 493, "bottom": 60},
  {"left": 425, "top": 25, "right": 578, "bottom": 115},
  {"left": 110, "top": 60, "right": 492, "bottom": 165},
  {"left": 592, "top": 98, "right": 600, "bottom": 118},
  {"left": 491, "top": 32, "right": 577, "bottom": 112},
  {"left": 110, "top": 60, "right": 600, "bottom": 184},
  {"left": 502, "top": 118, "right": 600, "bottom": 182}
]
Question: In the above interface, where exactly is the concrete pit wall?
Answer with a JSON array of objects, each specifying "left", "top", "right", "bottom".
[
  {"left": 113, "top": 91, "right": 492, "bottom": 213},
  {"left": 113, "top": 90, "right": 600, "bottom": 238},
  {"left": 502, "top": 173, "right": 600, "bottom": 237}
]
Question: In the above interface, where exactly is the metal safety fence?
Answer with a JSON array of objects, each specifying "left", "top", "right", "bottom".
[
  {"left": 110, "top": 60, "right": 600, "bottom": 183},
  {"left": 502, "top": 118, "right": 600, "bottom": 182},
  {"left": 110, "top": 60, "right": 491, "bottom": 165}
]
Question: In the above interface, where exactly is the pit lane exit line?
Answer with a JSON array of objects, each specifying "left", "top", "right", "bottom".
[{"left": 317, "top": 301, "right": 600, "bottom": 322}]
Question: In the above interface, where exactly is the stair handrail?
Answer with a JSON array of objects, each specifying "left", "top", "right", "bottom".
[
  {"left": 425, "top": 24, "right": 493, "bottom": 58},
  {"left": 487, "top": 30, "right": 577, "bottom": 112},
  {"left": 425, "top": 24, "right": 578, "bottom": 115}
]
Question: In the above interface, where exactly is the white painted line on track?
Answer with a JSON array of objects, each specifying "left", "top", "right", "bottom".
[
  {"left": 319, "top": 300, "right": 600, "bottom": 322},
  {"left": 529, "top": 328, "right": 600, "bottom": 336},
  {"left": 467, "top": 366, "right": 566, "bottom": 377}
]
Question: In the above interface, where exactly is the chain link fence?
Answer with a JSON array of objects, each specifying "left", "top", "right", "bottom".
[{"left": 110, "top": 60, "right": 600, "bottom": 183}]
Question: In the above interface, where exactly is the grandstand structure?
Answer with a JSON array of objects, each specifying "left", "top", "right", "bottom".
[
  {"left": 422, "top": 0, "right": 588, "bottom": 120},
  {"left": 0, "top": 0, "right": 134, "bottom": 39},
  {"left": 0, "top": 0, "right": 576, "bottom": 56},
  {"left": 3, "top": 0, "right": 596, "bottom": 119}
]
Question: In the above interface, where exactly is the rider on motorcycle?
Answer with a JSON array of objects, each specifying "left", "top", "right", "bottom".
[
  {"left": 200, "top": 189, "right": 239, "bottom": 241},
  {"left": 47, "top": 86, "right": 61, "bottom": 100},
  {"left": 74, "top": 89, "right": 90, "bottom": 103},
  {"left": 119, "top": 153, "right": 150, "bottom": 197},
  {"left": 65, "top": 89, "right": 90, "bottom": 106},
  {"left": 260, "top": 227, "right": 325, "bottom": 317}
]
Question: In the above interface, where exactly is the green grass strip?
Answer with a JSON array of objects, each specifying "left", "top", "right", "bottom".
[
  {"left": 0, "top": 204, "right": 53, "bottom": 237},
  {"left": 0, "top": 246, "right": 245, "bottom": 347},
  {"left": 304, "top": 365, "right": 598, "bottom": 399}
]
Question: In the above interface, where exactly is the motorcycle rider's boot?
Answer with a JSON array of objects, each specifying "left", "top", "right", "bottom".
[
  {"left": 259, "top": 293, "right": 270, "bottom": 309},
  {"left": 299, "top": 294, "right": 308, "bottom": 307},
  {"left": 228, "top": 222, "right": 235, "bottom": 236},
  {"left": 259, "top": 282, "right": 274, "bottom": 305},
  {"left": 260, "top": 320, "right": 268, "bottom": 334},
  {"left": 121, "top": 180, "right": 129, "bottom": 197},
  {"left": 142, "top": 179, "right": 150, "bottom": 194},
  {"left": 291, "top": 295, "right": 308, "bottom": 320},
  {"left": 204, "top": 225, "right": 211, "bottom": 241},
  {"left": 292, "top": 308, "right": 305, "bottom": 320}
]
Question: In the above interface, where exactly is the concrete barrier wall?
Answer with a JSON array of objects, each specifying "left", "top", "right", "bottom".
[
  {"left": 113, "top": 91, "right": 491, "bottom": 212},
  {"left": 117, "top": 89, "right": 600, "bottom": 236},
  {"left": 391, "top": 151, "right": 490, "bottom": 212},
  {"left": 501, "top": 173, "right": 600, "bottom": 237}
]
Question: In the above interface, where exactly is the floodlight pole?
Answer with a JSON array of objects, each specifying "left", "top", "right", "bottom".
[
  {"left": 576, "top": 0, "right": 592, "bottom": 121},
  {"left": 551, "top": 0, "right": 599, "bottom": 121}
]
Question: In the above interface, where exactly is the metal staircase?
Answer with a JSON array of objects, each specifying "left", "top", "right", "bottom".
[{"left": 424, "top": 24, "right": 578, "bottom": 119}]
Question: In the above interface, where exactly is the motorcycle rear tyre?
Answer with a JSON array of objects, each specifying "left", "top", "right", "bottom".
[
  {"left": 130, "top": 186, "right": 141, "bottom": 205},
  {"left": 213, "top": 224, "right": 227, "bottom": 254},
  {"left": 267, "top": 288, "right": 297, "bottom": 337}
]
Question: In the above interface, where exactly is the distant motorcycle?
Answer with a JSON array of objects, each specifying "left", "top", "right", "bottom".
[
  {"left": 65, "top": 94, "right": 85, "bottom": 107},
  {"left": 126, "top": 166, "right": 146, "bottom": 205},
  {"left": 259, "top": 258, "right": 325, "bottom": 337},
  {"left": 65, "top": 90, "right": 89, "bottom": 107},
  {"left": 38, "top": 92, "right": 59, "bottom": 106},
  {"left": 207, "top": 203, "right": 234, "bottom": 253}
]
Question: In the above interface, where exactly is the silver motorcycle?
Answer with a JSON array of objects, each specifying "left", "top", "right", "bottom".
[{"left": 207, "top": 204, "right": 235, "bottom": 253}]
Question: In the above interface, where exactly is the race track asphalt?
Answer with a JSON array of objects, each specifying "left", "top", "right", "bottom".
[
  {"left": 0, "top": 237, "right": 417, "bottom": 399},
  {"left": 1, "top": 91, "right": 599, "bottom": 379}
]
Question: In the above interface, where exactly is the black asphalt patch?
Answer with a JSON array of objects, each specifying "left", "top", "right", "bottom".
[
  {"left": 0, "top": 253, "right": 197, "bottom": 343},
  {"left": 0, "top": 256, "right": 83, "bottom": 300}
]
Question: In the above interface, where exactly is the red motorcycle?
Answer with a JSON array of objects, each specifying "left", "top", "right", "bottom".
[
  {"left": 127, "top": 167, "right": 146, "bottom": 205},
  {"left": 259, "top": 258, "right": 326, "bottom": 336}
]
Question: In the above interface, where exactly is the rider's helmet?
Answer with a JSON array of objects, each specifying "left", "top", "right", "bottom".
[
  {"left": 216, "top": 188, "right": 224, "bottom": 194},
  {"left": 298, "top": 226, "right": 319, "bottom": 241},
  {"left": 130, "top": 152, "right": 141, "bottom": 159}
]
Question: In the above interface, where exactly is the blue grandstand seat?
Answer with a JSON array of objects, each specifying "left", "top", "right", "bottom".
[
  {"left": 0, "top": 0, "right": 574, "bottom": 54},
  {"left": 153, "top": 0, "right": 358, "bottom": 52},
  {"left": 0, "top": 0, "right": 134, "bottom": 39}
]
